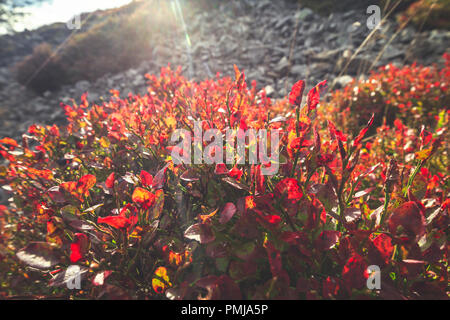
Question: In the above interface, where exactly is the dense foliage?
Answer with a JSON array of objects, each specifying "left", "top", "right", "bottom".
[
  {"left": 14, "top": 42, "right": 66, "bottom": 93},
  {"left": 397, "top": 0, "right": 450, "bottom": 30},
  {"left": 0, "top": 62, "right": 448, "bottom": 299},
  {"left": 323, "top": 53, "right": 450, "bottom": 134}
]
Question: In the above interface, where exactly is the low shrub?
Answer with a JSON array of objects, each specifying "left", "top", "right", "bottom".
[
  {"left": 0, "top": 65, "right": 448, "bottom": 299},
  {"left": 14, "top": 42, "right": 67, "bottom": 93},
  {"left": 397, "top": 0, "right": 450, "bottom": 30},
  {"left": 322, "top": 54, "right": 449, "bottom": 135}
]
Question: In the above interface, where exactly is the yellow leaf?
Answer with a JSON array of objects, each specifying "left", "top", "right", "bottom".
[
  {"left": 165, "top": 116, "right": 177, "bottom": 129},
  {"left": 416, "top": 147, "right": 432, "bottom": 160},
  {"left": 99, "top": 136, "right": 110, "bottom": 148},
  {"left": 152, "top": 266, "right": 171, "bottom": 294}
]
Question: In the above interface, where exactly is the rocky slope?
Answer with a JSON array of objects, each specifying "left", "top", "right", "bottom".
[{"left": 0, "top": 0, "right": 448, "bottom": 144}]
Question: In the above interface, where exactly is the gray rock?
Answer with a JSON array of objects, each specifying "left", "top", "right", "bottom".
[
  {"left": 275, "top": 16, "right": 293, "bottom": 30},
  {"left": 256, "top": 0, "right": 271, "bottom": 12},
  {"left": 310, "top": 62, "right": 332, "bottom": 76},
  {"left": 313, "top": 48, "right": 343, "bottom": 62},
  {"left": 132, "top": 74, "right": 145, "bottom": 87},
  {"left": 347, "top": 21, "right": 362, "bottom": 33},
  {"left": 74, "top": 80, "right": 91, "bottom": 98},
  {"left": 400, "top": 27, "right": 415, "bottom": 43},
  {"left": 126, "top": 68, "right": 138, "bottom": 78},
  {"left": 264, "top": 85, "right": 275, "bottom": 97},
  {"left": 305, "top": 37, "right": 314, "bottom": 47},
  {"left": 290, "top": 64, "right": 307, "bottom": 77},
  {"left": 405, "top": 33, "right": 447, "bottom": 63},
  {"left": 274, "top": 56, "right": 290, "bottom": 75},
  {"left": 333, "top": 75, "right": 353, "bottom": 89},
  {"left": 88, "top": 92, "right": 100, "bottom": 102},
  {"left": 337, "top": 49, "right": 371, "bottom": 75},
  {"left": 382, "top": 46, "right": 404, "bottom": 61}
]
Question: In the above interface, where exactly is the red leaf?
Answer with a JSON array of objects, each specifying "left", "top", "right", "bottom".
[
  {"left": 317, "top": 153, "right": 334, "bottom": 166},
  {"left": 76, "top": 174, "right": 97, "bottom": 195},
  {"left": 254, "top": 210, "right": 282, "bottom": 226},
  {"left": 105, "top": 172, "right": 115, "bottom": 189},
  {"left": 0, "top": 150, "right": 15, "bottom": 162},
  {"left": 140, "top": 170, "right": 153, "bottom": 187},
  {"left": 353, "top": 114, "right": 374, "bottom": 147},
  {"left": 97, "top": 216, "right": 131, "bottom": 229},
  {"left": 307, "top": 80, "right": 327, "bottom": 111},
  {"left": 388, "top": 201, "right": 426, "bottom": 238},
  {"left": 263, "top": 240, "right": 283, "bottom": 277},
  {"left": 323, "top": 276, "right": 340, "bottom": 299},
  {"left": 132, "top": 187, "right": 156, "bottom": 209},
  {"left": 342, "top": 254, "right": 368, "bottom": 290},
  {"left": 370, "top": 233, "right": 394, "bottom": 264},
  {"left": 219, "top": 202, "right": 237, "bottom": 224},
  {"left": 289, "top": 80, "right": 306, "bottom": 106},
  {"left": 228, "top": 166, "right": 243, "bottom": 180},
  {"left": 281, "top": 231, "right": 307, "bottom": 244},
  {"left": 315, "top": 230, "right": 341, "bottom": 251},
  {"left": 274, "top": 178, "right": 303, "bottom": 203},
  {"left": 263, "top": 240, "right": 290, "bottom": 287},
  {"left": 70, "top": 233, "right": 89, "bottom": 263},
  {"left": 420, "top": 126, "right": 432, "bottom": 147},
  {"left": 214, "top": 163, "right": 229, "bottom": 175},
  {"left": 255, "top": 165, "right": 265, "bottom": 194},
  {"left": 327, "top": 120, "right": 347, "bottom": 142},
  {"left": 287, "top": 136, "right": 301, "bottom": 159}
]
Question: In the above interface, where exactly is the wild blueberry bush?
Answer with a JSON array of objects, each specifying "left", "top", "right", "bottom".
[
  {"left": 321, "top": 53, "right": 450, "bottom": 134},
  {"left": 0, "top": 64, "right": 448, "bottom": 299}
]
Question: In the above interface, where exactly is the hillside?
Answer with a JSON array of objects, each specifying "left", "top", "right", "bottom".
[{"left": 0, "top": 0, "right": 448, "bottom": 301}]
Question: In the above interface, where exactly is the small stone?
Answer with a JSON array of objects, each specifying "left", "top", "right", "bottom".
[
  {"left": 274, "top": 56, "right": 290, "bottom": 75},
  {"left": 264, "top": 85, "right": 275, "bottom": 97},
  {"left": 290, "top": 64, "right": 307, "bottom": 77},
  {"left": 333, "top": 75, "right": 353, "bottom": 89}
]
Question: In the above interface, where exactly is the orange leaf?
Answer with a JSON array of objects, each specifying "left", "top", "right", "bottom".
[
  {"left": 152, "top": 266, "right": 171, "bottom": 294},
  {"left": 76, "top": 174, "right": 97, "bottom": 195},
  {"left": 0, "top": 137, "right": 18, "bottom": 148},
  {"left": 97, "top": 216, "right": 131, "bottom": 229},
  {"left": 132, "top": 187, "right": 156, "bottom": 209},
  {"left": 415, "top": 147, "right": 432, "bottom": 160},
  {"left": 199, "top": 208, "right": 218, "bottom": 223}
]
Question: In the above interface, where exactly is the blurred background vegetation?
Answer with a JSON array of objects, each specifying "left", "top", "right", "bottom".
[{"left": 7, "top": 0, "right": 450, "bottom": 93}]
